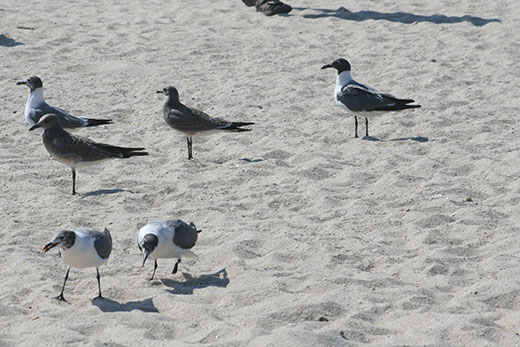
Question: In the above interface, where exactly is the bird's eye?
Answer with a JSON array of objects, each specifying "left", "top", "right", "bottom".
[{"left": 163, "top": 88, "right": 167, "bottom": 92}]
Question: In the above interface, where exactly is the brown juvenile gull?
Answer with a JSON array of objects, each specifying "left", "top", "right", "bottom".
[
  {"left": 29, "top": 114, "right": 148, "bottom": 195},
  {"left": 41, "top": 228, "right": 112, "bottom": 302},
  {"left": 138, "top": 219, "right": 201, "bottom": 280},
  {"left": 321, "top": 58, "right": 421, "bottom": 138},
  {"left": 17, "top": 76, "right": 112, "bottom": 128},
  {"left": 157, "top": 86, "right": 254, "bottom": 159}
]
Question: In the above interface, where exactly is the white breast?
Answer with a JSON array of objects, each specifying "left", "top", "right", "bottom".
[{"left": 60, "top": 232, "right": 107, "bottom": 268}]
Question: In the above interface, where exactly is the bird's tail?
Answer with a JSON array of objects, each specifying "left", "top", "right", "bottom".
[
  {"left": 375, "top": 99, "right": 421, "bottom": 112},
  {"left": 225, "top": 122, "right": 255, "bottom": 132},
  {"left": 97, "top": 144, "right": 148, "bottom": 158},
  {"left": 86, "top": 118, "right": 113, "bottom": 127}
]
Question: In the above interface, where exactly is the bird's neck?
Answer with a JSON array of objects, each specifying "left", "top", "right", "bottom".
[
  {"left": 166, "top": 96, "right": 180, "bottom": 108},
  {"left": 28, "top": 88, "right": 45, "bottom": 107},
  {"left": 336, "top": 71, "right": 353, "bottom": 88}
]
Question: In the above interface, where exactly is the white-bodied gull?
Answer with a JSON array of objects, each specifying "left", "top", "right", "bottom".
[
  {"left": 41, "top": 228, "right": 112, "bottom": 302},
  {"left": 138, "top": 219, "right": 201, "bottom": 280},
  {"left": 321, "top": 58, "right": 420, "bottom": 138},
  {"left": 17, "top": 76, "right": 112, "bottom": 128},
  {"left": 157, "top": 86, "right": 254, "bottom": 159}
]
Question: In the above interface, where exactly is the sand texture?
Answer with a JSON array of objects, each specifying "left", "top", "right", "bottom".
[{"left": 1, "top": 0, "right": 520, "bottom": 345}]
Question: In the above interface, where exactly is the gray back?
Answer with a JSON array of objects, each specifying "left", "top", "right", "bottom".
[
  {"left": 167, "top": 220, "right": 198, "bottom": 249},
  {"left": 338, "top": 82, "right": 392, "bottom": 112},
  {"left": 88, "top": 228, "right": 113, "bottom": 259}
]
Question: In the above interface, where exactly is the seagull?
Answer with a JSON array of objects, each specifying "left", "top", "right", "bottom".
[
  {"left": 29, "top": 114, "right": 148, "bottom": 195},
  {"left": 17, "top": 76, "right": 113, "bottom": 129},
  {"left": 41, "top": 228, "right": 112, "bottom": 302},
  {"left": 321, "top": 58, "right": 421, "bottom": 138},
  {"left": 157, "top": 86, "right": 254, "bottom": 159},
  {"left": 138, "top": 219, "right": 201, "bottom": 280}
]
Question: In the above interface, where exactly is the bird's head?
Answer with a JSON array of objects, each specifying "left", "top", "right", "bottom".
[
  {"left": 29, "top": 113, "right": 61, "bottom": 131},
  {"left": 321, "top": 58, "right": 351, "bottom": 73},
  {"left": 41, "top": 230, "right": 76, "bottom": 253},
  {"left": 139, "top": 234, "right": 158, "bottom": 267},
  {"left": 16, "top": 76, "right": 43, "bottom": 91}
]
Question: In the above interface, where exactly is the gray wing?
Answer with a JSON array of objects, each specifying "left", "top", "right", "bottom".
[
  {"left": 338, "top": 82, "right": 397, "bottom": 112},
  {"left": 87, "top": 229, "right": 112, "bottom": 259},
  {"left": 36, "top": 102, "right": 88, "bottom": 128},
  {"left": 164, "top": 104, "right": 232, "bottom": 134},
  {"left": 167, "top": 220, "right": 198, "bottom": 249}
]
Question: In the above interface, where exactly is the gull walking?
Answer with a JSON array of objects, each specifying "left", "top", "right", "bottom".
[
  {"left": 41, "top": 228, "right": 112, "bottom": 302},
  {"left": 138, "top": 219, "right": 201, "bottom": 280}
]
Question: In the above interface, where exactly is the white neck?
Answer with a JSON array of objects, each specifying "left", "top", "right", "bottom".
[
  {"left": 336, "top": 71, "right": 353, "bottom": 88},
  {"left": 27, "top": 87, "right": 45, "bottom": 107}
]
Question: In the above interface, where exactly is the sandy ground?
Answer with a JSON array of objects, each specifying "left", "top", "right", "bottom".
[{"left": 2, "top": 0, "right": 520, "bottom": 345}]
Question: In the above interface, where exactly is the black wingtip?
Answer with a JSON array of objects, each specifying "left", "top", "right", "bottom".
[{"left": 86, "top": 119, "right": 113, "bottom": 127}]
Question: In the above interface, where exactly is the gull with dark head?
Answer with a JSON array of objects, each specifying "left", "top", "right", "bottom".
[
  {"left": 138, "top": 219, "right": 201, "bottom": 280},
  {"left": 321, "top": 58, "right": 421, "bottom": 138},
  {"left": 157, "top": 86, "right": 254, "bottom": 159},
  {"left": 41, "top": 228, "right": 112, "bottom": 302},
  {"left": 17, "top": 76, "right": 112, "bottom": 128},
  {"left": 29, "top": 114, "right": 148, "bottom": 195}
]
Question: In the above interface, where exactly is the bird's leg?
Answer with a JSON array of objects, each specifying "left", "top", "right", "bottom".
[
  {"left": 365, "top": 117, "right": 369, "bottom": 137},
  {"left": 71, "top": 169, "right": 76, "bottom": 195},
  {"left": 354, "top": 116, "right": 359, "bottom": 138},
  {"left": 172, "top": 258, "right": 181, "bottom": 274},
  {"left": 150, "top": 259, "right": 158, "bottom": 281},
  {"left": 95, "top": 268, "right": 103, "bottom": 299},
  {"left": 186, "top": 137, "right": 193, "bottom": 160},
  {"left": 56, "top": 266, "right": 70, "bottom": 302}
]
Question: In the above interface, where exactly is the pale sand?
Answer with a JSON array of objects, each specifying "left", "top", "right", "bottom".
[{"left": 1, "top": 0, "right": 519, "bottom": 345}]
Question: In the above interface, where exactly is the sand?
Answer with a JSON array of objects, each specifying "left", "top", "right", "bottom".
[{"left": 1, "top": 0, "right": 520, "bottom": 345}]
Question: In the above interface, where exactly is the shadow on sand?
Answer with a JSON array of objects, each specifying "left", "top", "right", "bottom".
[
  {"left": 92, "top": 297, "right": 159, "bottom": 313},
  {"left": 0, "top": 34, "right": 23, "bottom": 47},
  {"left": 161, "top": 268, "right": 229, "bottom": 295},
  {"left": 299, "top": 7, "right": 500, "bottom": 26},
  {"left": 363, "top": 136, "right": 430, "bottom": 142},
  {"left": 81, "top": 188, "right": 128, "bottom": 198}
]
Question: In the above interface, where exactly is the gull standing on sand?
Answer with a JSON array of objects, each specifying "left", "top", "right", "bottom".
[
  {"left": 29, "top": 114, "right": 148, "bottom": 195},
  {"left": 157, "top": 86, "right": 254, "bottom": 159},
  {"left": 41, "top": 228, "right": 112, "bottom": 302},
  {"left": 17, "top": 76, "right": 113, "bottom": 128},
  {"left": 138, "top": 220, "right": 201, "bottom": 280},
  {"left": 321, "top": 58, "right": 421, "bottom": 138}
]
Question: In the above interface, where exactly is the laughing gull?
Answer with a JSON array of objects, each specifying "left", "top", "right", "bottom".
[
  {"left": 321, "top": 58, "right": 421, "bottom": 138},
  {"left": 157, "top": 86, "right": 254, "bottom": 159},
  {"left": 17, "top": 76, "right": 112, "bottom": 129},
  {"left": 138, "top": 219, "right": 201, "bottom": 280},
  {"left": 29, "top": 114, "right": 148, "bottom": 195},
  {"left": 41, "top": 228, "right": 112, "bottom": 302}
]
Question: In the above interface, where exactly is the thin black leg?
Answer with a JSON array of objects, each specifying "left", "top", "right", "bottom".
[
  {"left": 187, "top": 137, "right": 193, "bottom": 160},
  {"left": 71, "top": 169, "right": 76, "bottom": 195},
  {"left": 365, "top": 117, "right": 369, "bottom": 137},
  {"left": 95, "top": 268, "right": 103, "bottom": 299},
  {"left": 172, "top": 258, "right": 181, "bottom": 274},
  {"left": 56, "top": 266, "right": 70, "bottom": 302},
  {"left": 150, "top": 259, "right": 158, "bottom": 280},
  {"left": 354, "top": 116, "right": 359, "bottom": 138}
]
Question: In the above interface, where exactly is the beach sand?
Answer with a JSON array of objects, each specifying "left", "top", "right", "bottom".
[{"left": 1, "top": 0, "right": 520, "bottom": 345}]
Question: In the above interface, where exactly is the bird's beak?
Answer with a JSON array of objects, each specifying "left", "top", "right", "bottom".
[
  {"left": 142, "top": 251, "right": 149, "bottom": 267},
  {"left": 41, "top": 242, "right": 59, "bottom": 253},
  {"left": 156, "top": 90, "right": 164, "bottom": 94},
  {"left": 29, "top": 123, "right": 41, "bottom": 131},
  {"left": 321, "top": 64, "right": 332, "bottom": 70},
  {"left": 16, "top": 80, "right": 28, "bottom": 86}
]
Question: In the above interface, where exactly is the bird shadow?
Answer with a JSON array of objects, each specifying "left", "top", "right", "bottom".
[
  {"left": 0, "top": 34, "right": 23, "bottom": 47},
  {"left": 81, "top": 188, "right": 128, "bottom": 198},
  {"left": 363, "top": 136, "right": 429, "bottom": 142},
  {"left": 299, "top": 7, "right": 500, "bottom": 26},
  {"left": 91, "top": 297, "right": 159, "bottom": 313},
  {"left": 161, "top": 268, "right": 229, "bottom": 295},
  {"left": 239, "top": 157, "right": 264, "bottom": 163}
]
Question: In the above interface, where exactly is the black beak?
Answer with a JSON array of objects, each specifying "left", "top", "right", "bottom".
[
  {"left": 156, "top": 90, "right": 164, "bottom": 94},
  {"left": 142, "top": 251, "right": 149, "bottom": 267},
  {"left": 321, "top": 64, "right": 333, "bottom": 70},
  {"left": 29, "top": 123, "right": 41, "bottom": 131},
  {"left": 41, "top": 242, "right": 58, "bottom": 253},
  {"left": 16, "top": 81, "right": 28, "bottom": 86}
]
